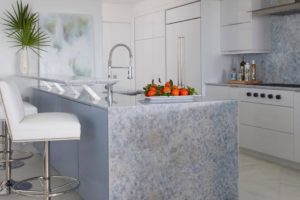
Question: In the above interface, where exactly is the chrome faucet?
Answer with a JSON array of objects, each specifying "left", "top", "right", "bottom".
[{"left": 108, "top": 43, "right": 133, "bottom": 80}]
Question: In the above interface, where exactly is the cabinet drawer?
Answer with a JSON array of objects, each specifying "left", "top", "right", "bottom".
[
  {"left": 240, "top": 125, "right": 294, "bottom": 161},
  {"left": 166, "top": 1, "right": 201, "bottom": 24},
  {"left": 206, "top": 85, "right": 230, "bottom": 100},
  {"left": 240, "top": 102, "right": 293, "bottom": 133}
]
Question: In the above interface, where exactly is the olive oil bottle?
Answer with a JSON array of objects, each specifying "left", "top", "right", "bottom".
[{"left": 240, "top": 56, "right": 246, "bottom": 81}]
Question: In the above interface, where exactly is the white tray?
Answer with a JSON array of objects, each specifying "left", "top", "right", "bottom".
[{"left": 144, "top": 95, "right": 201, "bottom": 103}]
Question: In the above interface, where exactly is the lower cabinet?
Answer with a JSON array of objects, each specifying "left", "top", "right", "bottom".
[
  {"left": 294, "top": 93, "right": 300, "bottom": 162},
  {"left": 240, "top": 125, "right": 294, "bottom": 160},
  {"left": 206, "top": 84, "right": 300, "bottom": 163},
  {"left": 205, "top": 85, "right": 230, "bottom": 99}
]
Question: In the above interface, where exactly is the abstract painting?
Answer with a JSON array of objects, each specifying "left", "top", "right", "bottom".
[{"left": 39, "top": 13, "right": 94, "bottom": 77}]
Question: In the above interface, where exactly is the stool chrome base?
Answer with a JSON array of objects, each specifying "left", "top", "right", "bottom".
[
  {"left": 0, "top": 160, "right": 24, "bottom": 170},
  {"left": 12, "top": 176, "right": 80, "bottom": 198}
]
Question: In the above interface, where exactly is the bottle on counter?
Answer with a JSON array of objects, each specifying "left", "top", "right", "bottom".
[
  {"left": 251, "top": 60, "right": 257, "bottom": 81},
  {"left": 244, "top": 63, "right": 251, "bottom": 81},
  {"left": 240, "top": 56, "right": 246, "bottom": 81},
  {"left": 230, "top": 68, "right": 237, "bottom": 80}
]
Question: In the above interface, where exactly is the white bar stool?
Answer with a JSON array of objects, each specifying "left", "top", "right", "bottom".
[
  {"left": 0, "top": 102, "right": 37, "bottom": 195},
  {"left": 0, "top": 80, "right": 81, "bottom": 199}
]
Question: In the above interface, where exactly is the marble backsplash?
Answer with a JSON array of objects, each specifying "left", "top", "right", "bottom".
[{"left": 232, "top": 14, "right": 300, "bottom": 84}]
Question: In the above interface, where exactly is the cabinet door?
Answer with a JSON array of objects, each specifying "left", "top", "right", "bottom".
[
  {"left": 294, "top": 93, "right": 300, "bottom": 162},
  {"left": 135, "top": 14, "right": 153, "bottom": 40},
  {"left": 135, "top": 38, "right": 165, "bottom": 90},
  {"left": 221, "top": 0, "right": 251, "bottom": 26},
  {"left": 221, "top": 0, "right": 238, "bottom": 26},
  {"left": 166, "top": 18, "right": 201, "bottom": 93},
  {"left": 206, "top": 85, "right": 230, "bottom": 100},
  {"left": 221, "top": 22, "right": 252, "bottom": 53}
]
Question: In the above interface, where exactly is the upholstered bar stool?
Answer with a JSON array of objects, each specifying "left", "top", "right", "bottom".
[
  {"left": 0, "top": 102, "right": 37, "bottom": 170},
  {"left": 0, "top": 80, "right": 81, "bottom": 199},
  {"left": 0, "top": 101, "right": 37, "bottom": 195}
]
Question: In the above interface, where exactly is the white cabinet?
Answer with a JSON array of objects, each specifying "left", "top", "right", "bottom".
[
  {"left": 294, "top": 93, "right": 300, "bottom": 162},
  {"left": 135, "top": 11, "right": 165, "bottom": 40},
  {"left": 220, "top": 0, "right": 271, "bottom": 54},
  {"left": 166, "top": 1, "right": 201, "bottom": 93},
  {"left": 221, "top": 0, "right": 251, "bottom": 26},
  {"left": 135, "top": 38, "right": 165, "bottom": 89},
  {"left": 166, "top": 1, "right": 201, "bottom": 24},
  {"left": 134, "top": 11, "right": 165, "bottom": 90},
  {"left": 205, "top": 85, "right": 231, "bottom": 100}
]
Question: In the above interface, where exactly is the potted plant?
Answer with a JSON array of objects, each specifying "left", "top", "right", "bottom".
[{"left": 2, "top": 0, "right": 48, "bottom": 74}]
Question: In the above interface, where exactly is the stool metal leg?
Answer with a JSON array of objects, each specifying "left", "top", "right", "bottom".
[
  {"left": 44, "top": 141, "right": 51, "bottom": 200},
  {"left": 5, "top": 124, "right": 11, "bottom": 194},
  {"left": 13, "top": 141, "right": 79, "bottom": 198}
]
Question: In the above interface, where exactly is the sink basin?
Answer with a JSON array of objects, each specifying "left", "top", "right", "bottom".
[{"left": 113, "top": 89, "right": 144, "bottom": 96}]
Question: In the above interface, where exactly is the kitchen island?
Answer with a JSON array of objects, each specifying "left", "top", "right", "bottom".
[{"left": 31, "top": 86, "right": 239, "bottom": 200}]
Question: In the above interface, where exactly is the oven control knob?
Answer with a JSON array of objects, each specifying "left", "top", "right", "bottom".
[
  {"left": 276, "top": 95, "right": 282, "bottom": 100},
  {"left": 268, "top": 94, "right": 273, "bottom": 99},
  {"left": 260, "top": 93, "right": 266, "bottom": 98},
  {"left": 246, "top": 92, "right": 252, "bottom": 97},
  {"left": 253, "top": 93, "right": 258, "bottom": 97}
]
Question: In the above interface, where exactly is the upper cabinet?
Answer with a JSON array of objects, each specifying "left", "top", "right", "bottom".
[
  {"left": 220, "top": 0, "right": 271, "bottom": 54},
  {"left": 135, "top": 11, "right": 165, "bottom": 40}
]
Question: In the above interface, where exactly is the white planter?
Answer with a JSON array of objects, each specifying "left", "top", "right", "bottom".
[{"left": 19, "top": 48, "right": 29, "bottom": 75}]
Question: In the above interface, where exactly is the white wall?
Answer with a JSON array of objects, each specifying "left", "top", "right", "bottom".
[{"left": 0, "top": 0, "right": 102, "bottom": 79}]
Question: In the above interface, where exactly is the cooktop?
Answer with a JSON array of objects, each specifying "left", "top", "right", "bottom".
[{"left": 259, "top": 83, "right": 300, "bottom": 88}]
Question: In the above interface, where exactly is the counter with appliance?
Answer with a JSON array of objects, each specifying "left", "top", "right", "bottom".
[
  {"left": 32, "top": 86, "right": 239, "bottom": 200},
  {"left": 206, "top": 82, "right": 300, "bottom": 165}
]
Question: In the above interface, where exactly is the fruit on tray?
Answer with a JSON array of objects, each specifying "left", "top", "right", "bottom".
[{"left": 143, "top": 79, "right": 197, "bottom": 97}]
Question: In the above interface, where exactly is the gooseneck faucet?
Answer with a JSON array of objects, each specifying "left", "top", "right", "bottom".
[{"left": 108, "top": 43, "right": 133, "bottom": 80}]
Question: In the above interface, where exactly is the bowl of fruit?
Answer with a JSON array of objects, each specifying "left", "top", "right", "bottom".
[{"left": 143, "top": 79, "right": 199, "bottom": 103}]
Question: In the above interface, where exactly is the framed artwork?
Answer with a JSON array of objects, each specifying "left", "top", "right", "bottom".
[{"left": 39, "top": 13, "right": 94, "bottom": 77}]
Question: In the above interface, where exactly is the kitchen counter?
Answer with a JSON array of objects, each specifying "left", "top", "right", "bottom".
[
  {"left": 32, "top": 87, "right": 239, "bottom": 200},
  {"left": 206, "top": 82, "right": 300, "bottom": 92}
]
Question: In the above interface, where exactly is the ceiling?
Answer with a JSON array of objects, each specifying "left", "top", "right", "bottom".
[{"left": 103, "top": 0, "right": 143, "bottom": 4}]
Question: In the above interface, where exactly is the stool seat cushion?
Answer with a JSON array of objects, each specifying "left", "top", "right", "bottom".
[
  {"left": 0, "top": 102, "right": 38, "bottom": 120},
  {"left": 13, "top": 112, "right": 81, "bottom": 142}
]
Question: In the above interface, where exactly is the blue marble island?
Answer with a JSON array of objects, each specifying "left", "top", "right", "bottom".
[{"left": 32, "top": 86, "right": 239, "bottom": 200}]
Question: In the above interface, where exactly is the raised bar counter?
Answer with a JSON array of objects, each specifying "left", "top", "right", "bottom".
[{"left": 31, "top": 85, "right": 239, "bottom": 200}]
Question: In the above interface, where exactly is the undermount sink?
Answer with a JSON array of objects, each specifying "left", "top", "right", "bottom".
[
  {"left": 103, "top": 89, "right": 144, "bottom": 96},
  {"left": 113, "top": 89, "right": 144, "bottom": 96}
]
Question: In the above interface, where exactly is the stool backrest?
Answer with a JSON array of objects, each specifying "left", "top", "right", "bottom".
[{"left": 0, "top": 80, "right": 25, "bottom": 136}]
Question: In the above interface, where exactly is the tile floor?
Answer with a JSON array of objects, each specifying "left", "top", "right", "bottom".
[
  {"left": 240, "top": 153, "right": 300, "bottom": 200},
  {"left": 0, "top": 152, "right": 82, "bottom": 200},
  {"left": 1, "top": 151, "right": 300, "bottom": 199}
]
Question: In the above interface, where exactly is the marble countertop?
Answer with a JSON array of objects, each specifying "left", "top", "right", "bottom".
[
  {"left": 35, "top": 85, "right": 228, "bottom": 110},
  {"left": 206, "top": 82, "right": 300, "bottom": 92}
]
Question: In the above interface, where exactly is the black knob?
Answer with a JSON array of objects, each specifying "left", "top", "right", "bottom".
[
  {"left": 268, "top": 94, "right": 273, "bottom": 99},
  {"left": 246, "top": 92, "right": 252, "bottom": 97},
  {"left": 253, "top": 93, "right": 258, "bottom": 97},
  {"left": 276, "top": 95, "right": 281, "bottom": 100},
  {"left": 260, "top": 93, "right": 266, "bottom": 98}
]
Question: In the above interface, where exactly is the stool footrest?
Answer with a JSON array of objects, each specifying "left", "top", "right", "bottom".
[
  {"left": 12, "top": 176, "right": 80, "bottom": 198},
  {"left": 0, "top": 150, "right": 33, "bottom": 163}
]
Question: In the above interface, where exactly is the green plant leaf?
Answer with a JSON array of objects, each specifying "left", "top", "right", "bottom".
[{"left": 2, "top": 0, "right": 49, "bottom": 55}]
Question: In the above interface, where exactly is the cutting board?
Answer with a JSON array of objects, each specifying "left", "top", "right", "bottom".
[{"left": 228, "top": 80, "right": 262, "bottom": 85}]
